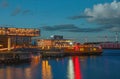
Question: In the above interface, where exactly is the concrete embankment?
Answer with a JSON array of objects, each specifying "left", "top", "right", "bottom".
[{"left": 0, "top": 51, "right": 41, "bottom": 64}]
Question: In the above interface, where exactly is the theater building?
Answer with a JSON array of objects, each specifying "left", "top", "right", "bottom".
[{"left": 0, "top": 27, "right": 40, "bottom": 51}]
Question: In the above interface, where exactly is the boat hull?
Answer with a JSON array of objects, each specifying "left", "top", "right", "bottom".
[
  {"left": 65, "top": 52, "right": 102, "bottom": 56},
  {"left": 41, "top": 51, "right": 102, "bottom": 58}
]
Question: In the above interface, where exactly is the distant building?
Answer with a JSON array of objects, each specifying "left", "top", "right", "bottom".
[
  {"left": 37, "top": 39, "right": 53, "bottom": 47},
  {"left": 100, "top": 42, "right": 120, "bottom": 49},
  {"left": 84, "top": 42, "right": 120, "bottom": 49},
  {"left": 37, "top": 35, "right": 74, "bottom": 50},
  {"left": 0, "top": 27, "right": 40, "bottom": 51},
  {"left": 50, "top": 35, "right": 63, "bottom": 40}
]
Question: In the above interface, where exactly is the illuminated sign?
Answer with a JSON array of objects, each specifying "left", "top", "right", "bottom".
[{"left": 0, "top": 27, "right": 40, "bottom": 36}]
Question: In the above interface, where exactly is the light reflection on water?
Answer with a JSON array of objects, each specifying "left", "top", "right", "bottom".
[
  {"left": 67, "top": 57, "right": 82, "bottom": 79},
  {"left": 0, "top": 50, "right": 120, "bottom": 79},
  {"left": 67, "top": 57, "right": 74, "bottom": 79},
  {"left": 42, "top": 60, "right": 52, "bottom": 79},
  {"left": 0, "top": 55, "right": 41, "bottom": 79}
]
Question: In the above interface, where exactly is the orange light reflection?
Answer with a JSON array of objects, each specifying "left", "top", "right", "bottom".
[{"left": 42, "top": 60, "right": 52, "bottom": 79}]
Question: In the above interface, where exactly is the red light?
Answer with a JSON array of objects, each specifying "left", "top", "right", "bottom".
[{"left": 72, "top": 57, "right": 82, "bottom": 79}]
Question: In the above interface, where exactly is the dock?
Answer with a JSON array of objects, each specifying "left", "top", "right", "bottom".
[
  {"left": 0, "top": 50, "right": 102, "bottom": 64},
  {"left": 0, "top": 51, "right": 40, "bottom": 64},
  {"left": 41, "top": 51, "right": 102, "bottom": 58}
]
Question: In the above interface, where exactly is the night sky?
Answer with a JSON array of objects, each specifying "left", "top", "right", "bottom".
[{"left": 0, "top": 0, "right": 120, "bottom": 43}]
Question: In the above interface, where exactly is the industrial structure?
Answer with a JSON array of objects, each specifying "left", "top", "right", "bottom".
[{"left": 0, "top": 27, "right": 40, "bottom": 51}]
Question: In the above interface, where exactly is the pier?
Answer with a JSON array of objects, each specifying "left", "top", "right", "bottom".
[
  {"left": 41, "top": 51, "right": 102, "bottom": 58},
  {"left": 0, "top": 51, "right": 33, "bottom": 64},
  {"left": 0, "top": 50, "right": 42, "bottom": 64},
  {"left": 0, "top": 50, "right": 102, "bottom": 64}
]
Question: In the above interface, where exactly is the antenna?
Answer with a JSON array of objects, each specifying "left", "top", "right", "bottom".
[
  {"left": 105, "top": 35, "right": 108, "bottom": 42},
  {"left": 115, "top": 32, "right": 118, "bottom": 43},
  {"left": 85, "top": 37, "right": 88, "bottom": 43}
]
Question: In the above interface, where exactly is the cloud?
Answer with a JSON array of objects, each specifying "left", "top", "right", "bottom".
[
  {"left": 11, "top": 8, "right": 33, "bottom": 16},
  {"left": 41, "top": 24, "right": 104, "bottom": 33},
  {"left": 84, "top": 1, "right": 120, "bottom": 32},
  {"left": 68, "top": 15, "right": 93, "bottom": 20},
  {"left": 65, "top": 28, "right": 104, "bottom": 32},
  {"left": 1, "top": 0, "right": 9, "bottom": 8},
  {"left": 0, "top": 24, "right": 14, "bottom": 27},
  {"left": 11, "top": 7, "right": 21, "bottom": 16},
  {"left": 42, "top": 24, "right": 78, "bottom": 31},
  {"left": 22, "top": 10, "right": 32, "bottom": 15},
  {"left": 68, "top": 1, "right": 120, "bottom": 32}
]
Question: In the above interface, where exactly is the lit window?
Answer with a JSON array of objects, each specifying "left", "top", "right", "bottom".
[
  {"left": 93, "top": 48, "right": 96, "bottom": 51},
  {"left": 80, "top": 48, "right": 84, "bottom": 51}
]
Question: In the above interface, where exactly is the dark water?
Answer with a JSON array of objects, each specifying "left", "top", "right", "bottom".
[{"left": 0, "top": 49, "right": 120, "bottom": 79}]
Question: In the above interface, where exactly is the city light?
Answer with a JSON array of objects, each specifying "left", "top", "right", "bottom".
[
  {"left": 0, "top": 27, "right": 40, "bottom": 36},
  {"left": 69, "top": 42, "right": 73, "bottom": 45}
]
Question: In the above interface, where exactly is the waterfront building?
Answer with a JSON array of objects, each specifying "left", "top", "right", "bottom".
[
  {"left": 100, "top": 42, "right": 120, "bottom": 49},
  {"left": 84, "top": 42, "right": 120, "bottom": 49},
  {"left": 37, "top": 35, "right": 73, "bottom": 50},
  {"left": 0, "top": 27, "right": 40, "bottom": 51},
  {"left": 37, "top": 39, "right": 53, "bottom": 50}
]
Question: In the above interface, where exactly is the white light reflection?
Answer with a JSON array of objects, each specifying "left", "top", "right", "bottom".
[{"left": 67, "top": 57, "right": 74, "bottom": 79}]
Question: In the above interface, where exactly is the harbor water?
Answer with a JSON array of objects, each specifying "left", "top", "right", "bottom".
[{"left": 0, "top": 49, "right": 120, "bottom": 79}]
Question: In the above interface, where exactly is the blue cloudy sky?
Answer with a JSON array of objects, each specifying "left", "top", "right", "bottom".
[{"left": 0, "top": 0, "right": 120, "bottom": 43}]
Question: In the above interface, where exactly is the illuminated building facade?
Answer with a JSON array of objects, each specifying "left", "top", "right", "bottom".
[
  {"left": 37, "top": 39, "right": 53, "bottom": 50},
  {"left": 0, "top": 27, "right": 40, "bottom": 51},
  {"left": 37, "top": 35, "right": 73, "bottom": 50},
  {"left": 52, "top": 39, "right": 73, "bottom": 48}
]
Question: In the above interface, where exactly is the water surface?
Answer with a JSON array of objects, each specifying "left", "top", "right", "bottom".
[{"left": 0, "top": 49, "right": 120, "bottom": 79}]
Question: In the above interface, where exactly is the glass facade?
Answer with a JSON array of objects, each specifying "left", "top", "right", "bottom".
[{"left": 0, "top": 27, "right": 40, "bottom": 36}]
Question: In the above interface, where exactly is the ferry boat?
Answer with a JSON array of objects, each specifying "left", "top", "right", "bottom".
[
  {"left": 41, "top": 43, "right": 103, "bottom": 58},
  {"left": 64, "top": 43, "right": 102, "bottom": 55}
]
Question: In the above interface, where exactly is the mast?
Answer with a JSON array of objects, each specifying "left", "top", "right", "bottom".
[
  {"left": 105, "top": 35, "right": 108, "bottom": 42},
  {"left": 115, "top": 32, "right": 118, "bottom": 43}
]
